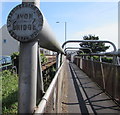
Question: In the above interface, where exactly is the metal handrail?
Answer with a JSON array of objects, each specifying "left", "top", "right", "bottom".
[
  {"left": 34, "top": 61, "right": 65, "bottom": 113},
  {"left": 62, "top": 40, "right": 117, "bottom": 52},
  {"left": 37, "top": 19, "right": 64, "bottom": 53},
  {"left": 64, "top": 47, "right": 92, "bottom": 53},
  {"left": 74, "top": 51, "right": 120, "bottom": 65},
  {"left": 64, "top": 47, "right": 80, "bottom": 52},
  {"left": 62, "top": 40, "right": 118, "bottom": 64},
  {"left": 15, "top": 1, "right": 64, "bottom": 113},
  {"left": 75, "top": 51, "right": 120, "bottom": 56}
]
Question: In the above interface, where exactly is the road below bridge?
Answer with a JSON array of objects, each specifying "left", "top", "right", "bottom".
[{"left": 61, "top": 60, "right": 120, "bottom": 114}]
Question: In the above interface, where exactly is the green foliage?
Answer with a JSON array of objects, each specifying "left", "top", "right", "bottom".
[
  {"left": 93, "top": 56, "right": 100, "bottom": 61},
  {"left": 43, "top": 66, "right": 56, "bottom": 91},
  {"left": 11, "top": 52, "right": 48, "bottom": 65},
  {"left": 11, "top": 52, "right": 19, "bottom": 74},
  {"left": 102, "top": 57, "right": 113, "bottom": 63},
  {"left": 88, "top": 56, "right": 113, "bottom": 63},
  {"left": 1, "top": 53, "right": 54, "bottom": 114},
  {"left": 80, "top": 35, "right": 110, "bottom": 53},
  {"left": 40, "top": 53, "right": 48, "bottom": 64},
  {"left": 11, "top": 52, "right": 19, "bottom": 60},
  {"left": 2, "top": 70, "right": 18, "bottom": 114}
]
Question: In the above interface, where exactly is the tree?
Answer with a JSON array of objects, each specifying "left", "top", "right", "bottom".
[{"left": 79, "top": 35, "right": 110, "bottom": 53}]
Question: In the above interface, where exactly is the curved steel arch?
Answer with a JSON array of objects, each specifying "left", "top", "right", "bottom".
[{"left": 62, "top": 40, "right": 117, "bottom": 52}]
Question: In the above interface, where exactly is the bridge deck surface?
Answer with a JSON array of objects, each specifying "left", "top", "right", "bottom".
[{"left": 62, "top": 61, "right": 120, "bottom": 114}]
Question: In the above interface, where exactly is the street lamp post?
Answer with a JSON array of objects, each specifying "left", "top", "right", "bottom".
[
  {"left": 56, "top": 21, "right": 67, "bottom": 43},
  {"left": 56, "top": 21, "right": 67, "bottom": 65},
  {"left": 65, "top": 22, "right": 67, "bottom": 42}
]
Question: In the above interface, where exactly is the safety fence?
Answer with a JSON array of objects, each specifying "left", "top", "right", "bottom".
[
  {"left": 35, "top": 60, "right": 66, "bottom": 113},
  {"left": 74, "top": 57, "right": 120, "bottom": 104}
]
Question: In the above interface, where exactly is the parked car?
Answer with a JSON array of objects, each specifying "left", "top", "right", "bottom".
[
  {"left": 0, "top": 56, "right": 13, "bottom": 71},
  {"left": 0, "top": 56, "right": 12, "bottom": 65}
]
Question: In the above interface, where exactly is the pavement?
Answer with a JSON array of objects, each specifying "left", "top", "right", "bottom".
[{"left": 61, "top": 60, "right": 120, "bottom": 114}]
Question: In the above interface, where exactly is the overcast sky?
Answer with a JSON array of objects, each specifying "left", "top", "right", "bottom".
[{"left": 0, "top": 1, "right": 119, "bottom": 51}]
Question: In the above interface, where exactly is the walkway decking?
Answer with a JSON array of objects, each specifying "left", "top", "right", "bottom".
[{"left": 62, "top": 61, "right": 120, "bottom": 114}]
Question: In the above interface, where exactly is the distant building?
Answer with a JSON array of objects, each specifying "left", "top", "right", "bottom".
[
  {"left": 40, "top": 48, "right": 53, "bottom": 55},
  {"left": 0, "top": 25, "right": 19, "bottom": 56}
]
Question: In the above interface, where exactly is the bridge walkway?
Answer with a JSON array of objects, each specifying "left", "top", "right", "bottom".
[{"left": 62, "top": 60, "right": 120, "bottom": 114}]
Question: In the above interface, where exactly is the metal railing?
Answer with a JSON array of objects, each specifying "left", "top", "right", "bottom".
[
  {"left": 62, "top": 40, "right": 117, "bottom": 51},
  {"left": 6, "top": 0, "right": 119, "bottom": 113},
  {"left": 34, "top": 60, "right": 66, "bottom": 113},
  {"left": 64, "top": 47, "right": 92, "bottom": 53},
  {"left": 7, "top": 0, "right": 64, "bottom": 113},
  {"left": 63, "top": 40, "right": 118, "bottom": 64},
  {"left": 74, "top": 57, "right": 120, "bottom": 104},
  {"left": 65, "top": 47, "right": 93, "bottom": 61},
  {"left": 75, "top": 51, "right": 120, "bottom": 65}
]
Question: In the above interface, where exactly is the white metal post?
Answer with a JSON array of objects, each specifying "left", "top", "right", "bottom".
[
  {"left": 18, "top": 0, "right": 40, "bottom": 113},
  {"left": 18, "top": 42, "right": 38, "bottom": 113},
  {"left": 100, "top": 56, "right": 105, "bottom": 90},
  {"left": 22, "top": 0, "right": 40, "bottom": 8},
  {"left": 56, "top": 53, "right": 60, "bottom": 70},
  {"left": 64, "top": 21, "right": 67, "bottom": 49},
  {"left": 37, "top": 46, "right": 44, "bottom": 103},
  {"left": 7, "top": 0, "right": 64, "bottom": 113}
]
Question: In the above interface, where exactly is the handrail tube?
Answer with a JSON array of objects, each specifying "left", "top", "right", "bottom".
[
  {"left": 62, "top": 40, "right": 117, "bottom": 52},
  {"left": 37, "top": 19, "right": 64, "bottom": 53},
  {"left": 64, "top": 47, "right": 92, "bottom": 53},
  {"left": 66, "top": 50, "right": 84, "bottom": 54},
  {"left": 75, "top": 51, "right": 120, "bottom": 56},
  {"left": 62, "top": 40, "right": 117, "bottom": 64},
  {"left": 65, "top": 50, "right": 79, "bottom": 52},
  {"left": 34, "top": 61, "right": 65, "bottom": 113},
  {"left": 64, "top": 47, "right": 80, "bottom": 52},
  {"left": 20, "top": 1, "right": 64, "bottom": 53}
]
